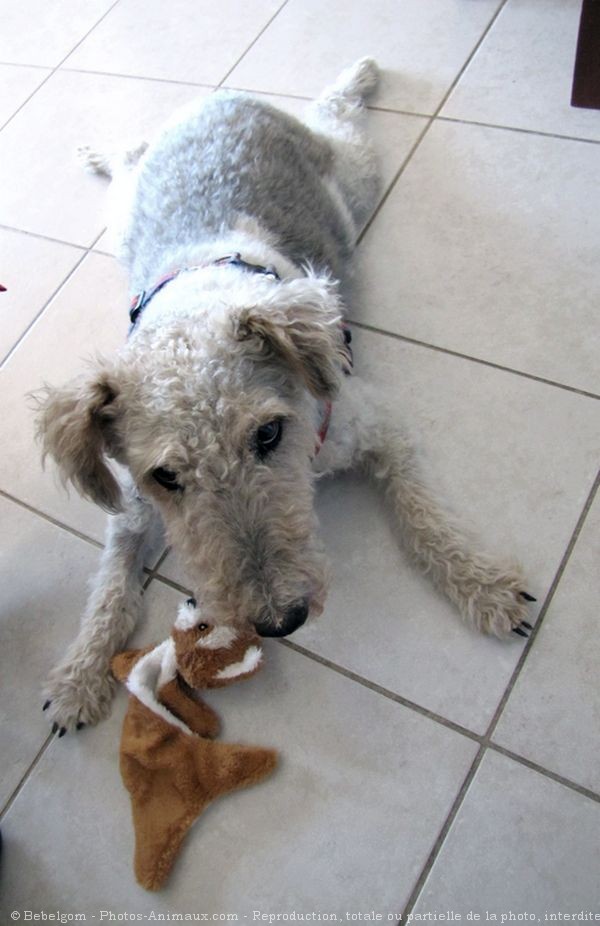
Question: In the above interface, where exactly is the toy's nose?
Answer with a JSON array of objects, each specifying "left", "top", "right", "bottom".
[{"left": 254, "top": 598, "right": 309, "bottom": 637}]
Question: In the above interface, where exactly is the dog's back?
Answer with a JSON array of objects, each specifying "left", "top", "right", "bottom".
[{"left": 121, "top": 93, "right": 354, "bottom": 291}]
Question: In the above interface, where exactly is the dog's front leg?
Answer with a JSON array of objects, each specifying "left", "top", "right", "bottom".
[
  {"left": 320, "top": 379, "right": 534, "bottom": 638},
  {"left": 43, "top": 483, "right": 160, "bottom": 734}
]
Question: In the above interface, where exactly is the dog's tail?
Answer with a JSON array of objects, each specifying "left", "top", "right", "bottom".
[{"left": 316, "top": 57, "right": 380, "bottom": 112}]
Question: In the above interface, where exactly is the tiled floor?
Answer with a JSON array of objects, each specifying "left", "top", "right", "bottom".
[{"left": 1, "top": 0, "right": 599, "bottom": 919}]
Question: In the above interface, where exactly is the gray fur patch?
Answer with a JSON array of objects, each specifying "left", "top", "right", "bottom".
[{"left": 121, "top": 94, "right": 354, "bottom": 291}]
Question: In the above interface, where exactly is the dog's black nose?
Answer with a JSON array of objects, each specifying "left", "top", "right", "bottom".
[{"left": 254, "top": 598, "right": 309, "bottom": 638}]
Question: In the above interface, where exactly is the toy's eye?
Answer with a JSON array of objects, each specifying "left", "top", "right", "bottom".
[
  {"left": 197, "top": 623, "right": 209, "bottom": 632},
  {"left": 152, "top": 467, "right": 182, "bottom": 491},
  {"left": 255, "top": 419, "right": 283, "bottom": 460}
]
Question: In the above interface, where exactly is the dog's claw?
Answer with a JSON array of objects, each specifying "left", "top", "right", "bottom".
[
  {"left": 520, "top": 592, "right": 537, "bottom": 602},
  {"left": 186, "top": 597, "right": 197, "bottom": 607},
  {"left": 512, "top": 626, "right": 529, "bottom": 638},
  {"left": 42, "top": 700, "right": 51, "bottom": 712},
  {"left": 51, "top": 722, "right": 59, "bottom": 734},
  {"left": 521, "top": 621, "right": 533, "bottom": 630},
  {"left": 58, "top": 727, "right": 67, "bottom": 738},
  {"left": 76, "top": 722, "right": 85, "bottom": 731}
]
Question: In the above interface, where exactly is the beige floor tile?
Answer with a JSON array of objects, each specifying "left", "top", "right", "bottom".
[
  {"left": 413, "top": 751, "right": 600, "bottom": 914},
  {"left": 494, "top": 496, "right": 600, "bottom": 793},
  {"left": 65, "top": 0, "right": 282, "bottom": 85},
  {"left": 1, "top": 0, "right": 116, "bottom": 68},
  {"left": 0, "top": 578, "right": 477, "bottom": 916},
  {"left": 224, "top": 0, "right": 502, "bottom": 114},
  {"left": 0, "top": 64, "right": 50, "bottom": 127},
  {"left": 0, "top": 252, "right": 129, "bottom": 543},
  {"left": 0, "top": 70, "right": 208, "bottom": 245},
  {"left": 0, "top": 228, "right": 83, "bottom": 362},
  {"left": 0, "top": 495, "right": 101, "bottom": 809},
  {"left": 91, "top": 229, "right": 112, "bottom": 256},
  {"left": 442, "top": 0, "right": 600, "bottom": 141},
  {"left": 159, "top": 327, "right": 600, "bottom": 733},
  {"left": 355, "top": 120, "right": 600, "bottom": 394},
  {"left": 2, "top": 0, "right": 600, "bottom": 910}
]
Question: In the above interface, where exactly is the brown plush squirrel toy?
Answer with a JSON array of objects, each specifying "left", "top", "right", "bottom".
[{"left": 111, "top": 599, "right": 278, "bottom": 891}]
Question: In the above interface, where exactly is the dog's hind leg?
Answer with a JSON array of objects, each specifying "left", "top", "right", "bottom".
[
  {"left": 77, "top": 140, "right": 148, "bottom": 179},
  {"left": 77, "top": 140, "right": 147, "bottom": 258},
  {"left": 43, "top": 481, "right": 161, "bottom": 734},
  {"left": 305, "top": 58, "right": 381, "bottom": 229}
]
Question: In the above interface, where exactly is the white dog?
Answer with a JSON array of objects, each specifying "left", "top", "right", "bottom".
[{"left": 36, "top": 59, "right": 534, "bottom": 735}]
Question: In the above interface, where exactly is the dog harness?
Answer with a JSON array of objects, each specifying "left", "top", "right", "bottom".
[{"left": 128, "top": 255, "right": 353, "bottom": 454}]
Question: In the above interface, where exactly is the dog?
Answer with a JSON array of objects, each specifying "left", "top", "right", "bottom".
[{"left": 36, "top": 59, "right": 534, "bottom": 735}]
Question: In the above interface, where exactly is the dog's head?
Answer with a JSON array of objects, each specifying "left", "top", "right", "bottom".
[{"left": 36, "top": 271, "right": 348, "bottom": 637}]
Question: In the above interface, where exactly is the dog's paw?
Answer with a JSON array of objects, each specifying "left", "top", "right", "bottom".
[
  {"left": 42, "top": 661, "right": 116, "bottom": 737},
  {"left": 461, "top": 570, "right": 536, "bottom": 639},
  {"left": 76, "top": 145, "right": 112, "bottom": 177}
]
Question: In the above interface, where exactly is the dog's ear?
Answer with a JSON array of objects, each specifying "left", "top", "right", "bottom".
[
  {"left": 232, "top": 277, "right": 347, "bottom": 399},
  {"left": 34, "top": 368, "right": 123, "bottom": 513}
]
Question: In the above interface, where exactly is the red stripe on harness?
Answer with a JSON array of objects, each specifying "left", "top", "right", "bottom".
[{"left": 315, "top": 400, "right": 332, "bottom": 455}]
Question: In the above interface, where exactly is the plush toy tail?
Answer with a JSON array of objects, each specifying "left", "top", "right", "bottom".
[
  {"left": 203, "top": 741, "right": 279, "bottom": 800},
  {"left": 130, "top": 741, "right": 278, "bottom": 891}
]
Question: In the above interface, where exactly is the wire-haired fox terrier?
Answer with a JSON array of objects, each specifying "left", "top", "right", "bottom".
[{"left": 36, "top": 58, "right": 535, "bottom": 735}]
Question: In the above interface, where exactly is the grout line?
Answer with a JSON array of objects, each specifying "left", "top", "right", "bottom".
[
  {"left": 215, "top": 0, "right": 291, "bottom": 89},
  {"left": 281, "top": 636, "right": 600, "bottom": 811},
  {"left": 358, "top": 116, "right": 433, "bottom": 243},
  {"left": 51, "top": 0, "right": 123, "bottom": 69},
  {"left": 0, "top": 61, "right": 51, "bottom": 71},
  {"left": 50, "top": 71, "right": 600, "bottom": 152},
  {"left": 147, "top": 571, "right": 192, "bottom": 596},
  {"left": 0, "top": 488, "right": 103, "bottom": 551},
  {"left": 92, "top": 246, "right": 115, "bottom": 257},
  {"left": 0, "top": 223, "right": 88, "bottom": 251},
  {"left": 279, "top": 639, "right": 482, "bottom": 744},
  {"left": 148, "top": 546, "right": 600, "bottom": 812},
  {"left": 349, "top": 321, "right": 600, "bottom": 401},
  {"left": 0, "top": 229, "right": 106, "bottom": 368},
  {"left": 58, "top": 66, "right": 216, "bottom": 90},
  {"left": 368, "top": 104, "right": 440, "bottom": 118},
  {"left": 141, "top": 547, "right": 172, "bottom": 590},
  {"left": 400, "top": 466, "right": 600, "bottom": 916},
  {"left": 4, "top": 0, "right": 596, "bottom": 866},
  {"left": 0, "top": 0, "right": 123, "bottom": 135},
  {"left": 483, "top": 467, "right": 600, "bottom": 743},
  {"left": 219, "top": 84, "right": 312, "bottom": 102},
  {"left": 400, "top": 745, "right": 487, "bottom": 920},
  {"left": 358, "top": 0, "right": 511, "bottom": 245},
  {"left": 437, "top": 114, "right": 600, "bottom": 147},
  {"left": 487, "top": 742, "right": 600, "bottom": 805},
  {"left": 0, "top": 733, "right": 54, "bottom": 823}
]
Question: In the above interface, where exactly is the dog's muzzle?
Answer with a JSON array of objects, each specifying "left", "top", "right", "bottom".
[{"left": 254, "top": 598, "right": 309, "bottom": 638}]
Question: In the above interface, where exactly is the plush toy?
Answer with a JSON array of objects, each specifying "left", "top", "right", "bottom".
[{"left": 111, "top": 599, "right": 278, "bottom": 891}]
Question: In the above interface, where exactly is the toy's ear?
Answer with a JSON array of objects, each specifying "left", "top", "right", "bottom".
[
  {"left": 232, "top": 276, "right": 347, "bottom": 399},
  {"left": 34, "top": 365, "right": 123, "bottom": 513}
]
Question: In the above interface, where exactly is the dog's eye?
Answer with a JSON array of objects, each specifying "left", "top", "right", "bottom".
[
  {"left": 197, "top": 623, "right": 210, "bottom": 632},
  {"left": 152, "top": 467, "right": 182, "bottom": 492},
  {"left": 255, "top": 419, "right": 283, "bottom": 459}
]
